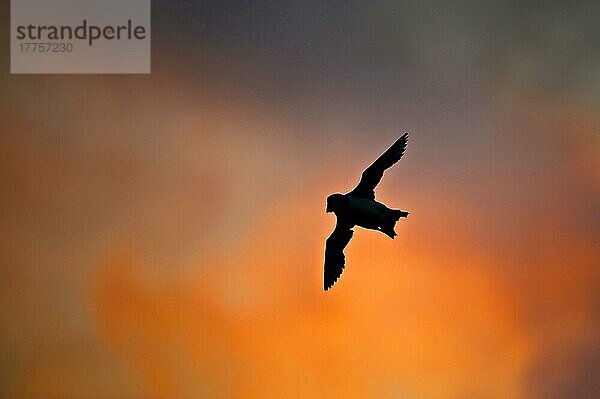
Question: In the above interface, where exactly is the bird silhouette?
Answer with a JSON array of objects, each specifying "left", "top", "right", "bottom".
[{"left": 324, "top": 133, "right": 410, "bottom": 291}]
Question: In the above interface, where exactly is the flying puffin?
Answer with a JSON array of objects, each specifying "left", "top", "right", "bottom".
[{"left": 324, "top": 133, "right": 410, "bottom": 291}]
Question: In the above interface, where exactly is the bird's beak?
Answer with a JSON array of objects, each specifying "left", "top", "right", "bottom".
[{"left": 326, "top": 204, "right": 332, "bottom": 213}]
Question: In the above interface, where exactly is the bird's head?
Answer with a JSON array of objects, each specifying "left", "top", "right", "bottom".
[{"left": 326, "top": 193, "right": 345, "bottom": 213}]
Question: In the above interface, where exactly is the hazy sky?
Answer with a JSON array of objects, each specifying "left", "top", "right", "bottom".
[{"left": 1, "top": 2, "right": 598, "bottom": 398}]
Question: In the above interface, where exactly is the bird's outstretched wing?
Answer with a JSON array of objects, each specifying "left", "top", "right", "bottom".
[
  {"left": 348, "top": 133, "right": 408, "bottom": 200},
  {"left": 324, "top": 225, "right": 354, "bottom": 291}
]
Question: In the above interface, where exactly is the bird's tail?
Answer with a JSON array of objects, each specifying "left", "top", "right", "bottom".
[{"left": 382, "top": 209, "right": 409, "bottom": 239}]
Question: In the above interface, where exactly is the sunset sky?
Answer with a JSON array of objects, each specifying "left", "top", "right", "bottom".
[{"left": 1, "top": 1, "right": 599, "bottom": 398}]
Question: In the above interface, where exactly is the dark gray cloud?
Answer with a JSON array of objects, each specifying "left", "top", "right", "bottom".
[
  {"left": 527, "top": 335, "right": 600, "bottom": 399},
  {"left": 154, "top": 1, "right": 600, "bottom": 100}
]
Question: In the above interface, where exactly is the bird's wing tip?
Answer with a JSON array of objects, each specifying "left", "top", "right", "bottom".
[{"left": 324, "top": 280, "right": 336, "bottom": 291}]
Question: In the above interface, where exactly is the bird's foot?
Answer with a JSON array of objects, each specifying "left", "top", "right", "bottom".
[{"left": 381, "top": 228, "right": 397, "bottom": 239}]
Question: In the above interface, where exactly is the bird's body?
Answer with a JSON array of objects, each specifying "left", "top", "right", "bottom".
[
  {"left": 323, "top": 133, "right": 410, "bottom": 290},
  {"left": 348, "top": 196, "right": 403, "bottom": 236},
  {"left": 334, "top": 195, "right": 406, "bottom": 238}
]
